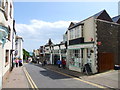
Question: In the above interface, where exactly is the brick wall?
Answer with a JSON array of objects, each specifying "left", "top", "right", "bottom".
[{"left": 96, "top": 20, "right": 120, "bottom": 64}]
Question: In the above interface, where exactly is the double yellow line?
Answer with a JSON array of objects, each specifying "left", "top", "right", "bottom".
[
  {"left": 23, "top": 67, "right": 38, "bottom": 90},
  {"left": 23, "top": 66, "right": 106, "bottom": 89}
]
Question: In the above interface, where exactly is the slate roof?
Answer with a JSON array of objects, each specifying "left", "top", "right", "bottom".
[
  {"left": 93, "top": 10, "right": 106, "bottom": 18},
  {"left": 68, "top": 10, "right": 112, "bottom": 30},
  {"left": 112, "top": 15, "right": 120, "bottom": 23}
]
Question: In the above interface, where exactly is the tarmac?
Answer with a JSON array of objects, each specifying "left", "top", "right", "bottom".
[
  {"left": 2, "top": 63, "right": 120, "bottom": 89},
  {"left": 42, "top": 64, "right": 120, "bottom": 89}
]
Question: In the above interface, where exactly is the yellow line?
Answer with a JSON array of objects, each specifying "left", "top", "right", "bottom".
[
  {"left": 47, "top": 68, "right": 106, "bottom": 89},
  {"left": 25, "top": 69, "right": 38, "bottom": 89},
  {"left": 23, "top": 67, "right": 39, "bottom": 90},
  {"left": 23, "top": 67, "right": 34, "bottom": 89}
]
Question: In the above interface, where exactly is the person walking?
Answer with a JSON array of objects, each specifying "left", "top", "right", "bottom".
[
  {"left": 62, "top": 59, "right": 66, "bottom": 69},
  {"left": 42, "top": 59, "right": 47, "bottom": 66},
  {"left": 15, "top": 58, "right": 19, "bottom": 67},
  {"left": 19, "top": 58, "right": 23, "bottom": 67}
]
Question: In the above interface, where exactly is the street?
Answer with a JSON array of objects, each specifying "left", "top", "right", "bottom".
[{"left": 24, "top": 63, "right": 104, "bottom": 89}]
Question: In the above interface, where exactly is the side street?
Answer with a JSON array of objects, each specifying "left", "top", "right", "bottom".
[{"left": 0, "top": 0, "right": 120, "bottom": 89}]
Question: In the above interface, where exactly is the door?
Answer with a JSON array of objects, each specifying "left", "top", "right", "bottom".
[{"left": 98, "top": 52, "right": 114, "bottom": 73}]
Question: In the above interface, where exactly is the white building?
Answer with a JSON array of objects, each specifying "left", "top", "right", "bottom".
[
  {"left": 15, "top": 36, "right": 23, "bottom": 60},
  {"left": 0, "top": 0, "right": 14, "bottom": 89}
]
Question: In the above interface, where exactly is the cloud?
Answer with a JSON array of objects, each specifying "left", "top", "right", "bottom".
[{"left": 15, "top": 20, "right": 78, "bottom": 51}]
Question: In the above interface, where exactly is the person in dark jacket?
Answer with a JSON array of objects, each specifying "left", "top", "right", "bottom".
[{"left": 19, "top": 58, "right": 23, "bottom": 67}]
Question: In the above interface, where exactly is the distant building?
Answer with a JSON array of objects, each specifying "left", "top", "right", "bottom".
[
  {"left": 15, "top": 36, "right": 23, "bottom": 60},
  {"left": 33, "top": 49, "right": 40, "bottom": 63},
  {"left": 118, "top": 1, "right": 120, "bottom": 15}
]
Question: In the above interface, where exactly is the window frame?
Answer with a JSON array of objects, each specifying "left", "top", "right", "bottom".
[{"left": 5, "top": 49, "right": 9, "bottom": 66}]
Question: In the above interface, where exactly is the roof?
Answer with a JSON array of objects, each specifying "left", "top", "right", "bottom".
[
  {"left": 68, "top": 10, "right": 112, "bottom": 30},
  {"left": 112, "top": 15, "right": 120, "bottom": 23},
  {"left": 68, "top": 22, "right": 84, "bottom": 30},
  {"left": 16, "top": 36, "right": 24, "bottom": 41},
  {"left": 89, "top": 9, "right": 112, "bottom": 22},
  {"left": 68, "top": 22, "right": 78, "bottom": 30},
  {"left": 93, "top": 10, "right": 105, "bottom": 18}
]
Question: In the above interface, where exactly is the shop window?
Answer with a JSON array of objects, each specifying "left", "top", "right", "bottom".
[{"left": 69, "top": 49, "right": 81, "bottom": 67}]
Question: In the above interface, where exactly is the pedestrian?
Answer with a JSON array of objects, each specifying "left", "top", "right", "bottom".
[
  {"left": 57, "top": 59, "right": 62, "bottom": 68},
  {"left": 15, "top": 58, "right": 19, "bottom": 67},
  {"left": 19, "top": 58, "right": 23, "bottom": 67},
  {"left": 42, "top": 59, "right": 47, "bottom": 66},
  {"left": 62, "top": 59, "right": 66, "bottom": 69}
]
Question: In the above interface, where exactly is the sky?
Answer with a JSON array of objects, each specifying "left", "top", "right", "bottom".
[{"left": 14, "top": 1, "right": 118, "bottom": 52}]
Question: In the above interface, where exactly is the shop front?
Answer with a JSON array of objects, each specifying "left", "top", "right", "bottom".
[{"left": 68, "top": 43, "right": 96, "bottom": 73}]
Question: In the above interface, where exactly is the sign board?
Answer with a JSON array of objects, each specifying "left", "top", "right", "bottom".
[{"left": 68, "top": 43, "right": 94, "bottom": 49}]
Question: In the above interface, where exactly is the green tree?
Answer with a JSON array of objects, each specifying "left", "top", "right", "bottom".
[{"left": 23, "top": 49, "right": 30, "bottom": 60}]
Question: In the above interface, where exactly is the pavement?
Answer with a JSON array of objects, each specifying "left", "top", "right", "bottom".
[
  {"left": 2, "top": 65, "right": 30, "bottom": 89},
  {"left": 2, "top": 63, "right": 120, "bottom": 89}
]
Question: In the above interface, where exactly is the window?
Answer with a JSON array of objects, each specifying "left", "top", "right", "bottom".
[
  {"left": 9, "top": 4, "right": 12, "bottom": 18},
  {"left": 81, "top": 25, "right": 84, "bottom": 37},
  {"left": 0, "top": 0, "right": 1, "bottom": 7},
  {"left": 5, "top": 50, "right": 9, "bottom": 64},
  {"left": 70, "top": 29, "right": 74, "bottom": 40},
  {"left": 8, "top": 27, "right": 11, "bottom": 41},
  {"left": 69, "top": 49, "right": 81, "bottom": 67},
  {"left": 69, "top": 26, "right": 83, "bottom": 40},
  {"left": 1, "top": 0, "right": 4, "bottom": 9},
  {"left": 5, "top": 1, "right": 8, "bottom": 19}
]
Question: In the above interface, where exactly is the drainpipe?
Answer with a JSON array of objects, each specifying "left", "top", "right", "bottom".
[
  {"left": 59, "top": 45, "right": 62, "bottom": 61},
  {"left": 11, "top": 29, "right": 14, "bottom": 71}
]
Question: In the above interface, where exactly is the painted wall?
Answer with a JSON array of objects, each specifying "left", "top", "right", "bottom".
[
  {"left": 82, "top": 17, "right": 95, "bottom": 42},
  {"left": 0, "top": 0, "right": 14, "bottom": 80},
  {"left": 81, "top": 17, "right": 97, "bottom": 73},
  {"left": 0, "top": 45, "right": 3, "bottom": 89}
]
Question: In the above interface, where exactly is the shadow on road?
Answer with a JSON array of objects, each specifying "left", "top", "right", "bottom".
[
  {"left": 39, "top": 70, "right": 70, "bottom": 80},
  {"left": 31, "top": 63, "right": 84, "bottom": 80},
  {"left": 31, "top": 63, "right": 71, "bottom": 80}
]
